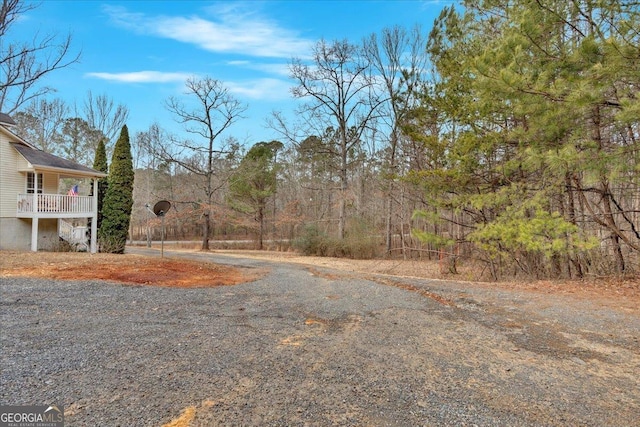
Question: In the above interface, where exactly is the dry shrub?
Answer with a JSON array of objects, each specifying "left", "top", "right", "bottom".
[{"left": 293, "top": 221, "right": 380, "bottom": 260}]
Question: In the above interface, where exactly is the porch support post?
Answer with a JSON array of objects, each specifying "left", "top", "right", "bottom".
[
  {"left": 31, "top": 217, "right": 39, "bottom": 252},
  {"left": 90, "top": 178, "right": 98, "bottom": 253}
]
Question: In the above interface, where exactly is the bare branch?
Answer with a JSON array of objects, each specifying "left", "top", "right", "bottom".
[
  {"left": 0, "top": 1, "right": 81, "bottom": 113},
  {"left": 83, "top": 91, "right": 130, "bottom": 146},
  {"left": 161, "top": 76, "right": 247, "bottom": 249}
]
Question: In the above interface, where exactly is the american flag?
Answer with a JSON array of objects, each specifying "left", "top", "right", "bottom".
[{"left": 67, "top": 184, "right": 78, "bottom": 196}]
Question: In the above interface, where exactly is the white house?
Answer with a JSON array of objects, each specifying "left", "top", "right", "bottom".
[{"left": 0, "top": 113, "right": 107, "bottom": 253}]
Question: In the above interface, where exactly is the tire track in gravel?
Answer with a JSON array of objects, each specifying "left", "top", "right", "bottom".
[
  {"left": 4, "top": 247, "right": 638, "bottom": 426},
  {"left": 132, "top": 247, "right": 640, "bottom": 426}
]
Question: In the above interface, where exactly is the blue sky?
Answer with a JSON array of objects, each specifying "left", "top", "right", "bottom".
[{"left": 10, "top": 1, "right": 452, "bottom": 146}]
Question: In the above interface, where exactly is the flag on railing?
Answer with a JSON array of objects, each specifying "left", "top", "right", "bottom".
[{"left": 68, "top": 184, "right": 79, "bottom": 196}]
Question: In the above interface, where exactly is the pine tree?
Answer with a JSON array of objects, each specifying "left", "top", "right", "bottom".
[
  {"left": 98, "top": 125, "right": 134, "bottom": 253},
  {"left": 411, "top": 0, "right": 639, "bottom": 279},
  {"left": 228, "top": 141, "right": 282, "bottom": 249}
]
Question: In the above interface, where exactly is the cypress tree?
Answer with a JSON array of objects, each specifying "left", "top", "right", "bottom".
[
  {"left": 91, "top": 138, "right": 108, "bottom": 231},
  {"left": 98, "top": 125, "right": 134, "bottom": 253}
]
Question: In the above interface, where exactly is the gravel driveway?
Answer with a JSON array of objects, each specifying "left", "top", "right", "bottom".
[{"left": 1, "top": 248, "right": 639, "bottom": 426}]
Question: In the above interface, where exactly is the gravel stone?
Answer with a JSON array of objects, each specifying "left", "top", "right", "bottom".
[{"left": 1, "top": 249, "right": 639, "bottom": 426}]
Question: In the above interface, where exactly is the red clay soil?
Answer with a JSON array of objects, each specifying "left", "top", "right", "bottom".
[{"left": 0, "top": 251, "right": 260, "bottom": 288}]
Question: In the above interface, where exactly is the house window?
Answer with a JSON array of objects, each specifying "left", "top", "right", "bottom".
[{"left": 27, "top": 172, "right": 43, "bottom": 194}]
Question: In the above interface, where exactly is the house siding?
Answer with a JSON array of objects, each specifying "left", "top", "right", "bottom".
[
  {"left": 43, "top": 171, "right": 58, "bottom": 193},
  {"left": 0, "top": 128, "right": 26, "bottom": 218},
  {"left": 0, "top": 126, "right": 59, "bottom": 251},
  {"left": 1, "top": 120, "right": 103, "bottom": 252}
]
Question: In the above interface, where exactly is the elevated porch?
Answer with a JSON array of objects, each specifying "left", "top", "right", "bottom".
[
  {"left": 16, "top": 181, "right": 99, "bottom": 253},
  {"left": 17, "top": 193, "right": 95, "bottom": 218}
]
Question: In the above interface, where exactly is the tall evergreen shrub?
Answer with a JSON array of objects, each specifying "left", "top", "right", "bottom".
[
  {"left": 90, "top": 138, "right": 108, "bottom": 231},
  {"left": 98, "top": 126, "right": 134, "bottom": 253}
]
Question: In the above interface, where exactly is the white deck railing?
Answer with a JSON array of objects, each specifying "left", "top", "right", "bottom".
[
  {"left": 17, "top": 193, "right": 94, "bottom": 215},
  {"left": 59, "top": 219, "right": 89, "bottom": 250},
  {"left": 59, "top": 218, "right": 74, "bottom": 240}
]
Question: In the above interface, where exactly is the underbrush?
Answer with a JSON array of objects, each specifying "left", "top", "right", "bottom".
[{"left": 293, "top": 223, "right": 380, "bottom": 260}]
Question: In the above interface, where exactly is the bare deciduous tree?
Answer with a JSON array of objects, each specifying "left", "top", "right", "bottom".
[
  {"left": 0, "top": 0, "right": 80, "bottom": 113},
  {"left": 12, "top": 97, "right": 68, "bottom": 154},
  {"left": 289, "top": 39, "right": 384, "bottom": 239},
  {"left": 83, "top": 91, "right": 129, "bottom": 151},
  {"left": 364, "top": 25, "right": 429, "bottom": 255},
  {"left": 162, "top": 76, "right": 247, "bottom": 250}
]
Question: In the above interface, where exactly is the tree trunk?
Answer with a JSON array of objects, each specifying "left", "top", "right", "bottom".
[
  {"left": 385, "top": 194, "right": 393, "bottom": 254},
  {"left": 338, "top": 148, "right": 348, "bottom": 240},
  {"left": 564, "top": 173, "right": 583, "bottom": 278},
  {"left": 258, "top": 207, "right": 264, "bottom": 250},
  {"left": 601, "top": 181, "right": 626, "bottom": 274},
  {"left": 338, "top": 180, "right": 346, "bottom": 240},
  {"left": 592, "top": 105, "right": 625, "bottom": 273},
  {"left": 202, "top": 212, "right": 210, "bottom": 250},
  {"left": 385, "top": 130, "right": 399, "bottom": 254}
]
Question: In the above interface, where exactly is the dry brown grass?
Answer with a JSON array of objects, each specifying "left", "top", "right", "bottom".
[{"left": 161, "top": 406, "right": 196, "bottom": 427}]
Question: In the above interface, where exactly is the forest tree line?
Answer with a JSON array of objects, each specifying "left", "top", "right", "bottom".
[{"left": 3, "top": 0, "right": 638, "bottom": 280}]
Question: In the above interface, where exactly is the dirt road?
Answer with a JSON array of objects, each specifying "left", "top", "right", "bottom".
[{"left": 1, "top": 248, "right": 639, "bottom": 426}]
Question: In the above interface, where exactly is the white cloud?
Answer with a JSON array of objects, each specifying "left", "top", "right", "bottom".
[
  {"left": 226, "top": 60, "right": 251, "bottom": 66},
  {"left": 103, "top": 4, "right": 313, "bottom": 59},
  {"left": 227, "top": 61, "right": 291, "bottom": 77},
  {"left": 226, "top": 78, "right": 293, "bottom": 101},
  {"left": 86, "top": 71, "right": 193, "bottom": 83}
]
